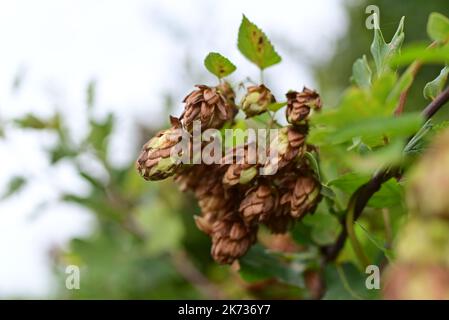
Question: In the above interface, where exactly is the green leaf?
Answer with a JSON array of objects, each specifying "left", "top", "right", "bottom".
[
  {"left": 267, "top": 101, "right": 287, "bottom": 112},
  {"left": 49, "top": 143, "right": 77, "bottom": 164},
  {"left": 239, "top": 244, "right": 305, "bottom": 288},
  {"left": 302, "top": 211, "right": 342, "bottom": 246},
  {"left": 86, "top": 79, "right": 96, "bottom": 109},
  {"left": 204, "top": 52, "right": 236, "bottom": 79},
  {"left": 424, "top": 66, "right": 449, "bottom": 100},
  {"left": 14, "top": 114, "right": 60, "bottom": 130},
  {"left": 356, "top": 222, "right": 394, "bottom": 261},
  {"left": 1, "top": 176, "right": 26, "bottom": 199},
  {"left": 391, "top": 42, "right": 449, "bottom": 67},
  {"left": 427, "top": 12, "right": 449, "bottom": 42},
  {"left": 237, "top": 15, "right": 281, "bottom": 70},
  {"left": 323, "top": 263, "right": 378, "bottom": 300},
  {"left": 326, "top": 113, "right": 422, "bottom": 146},
  {"left": 87, "top": 113, "right": 115, "bottom": 157},
  {"left": 387, "top": 65, "right": 415, "bottom": 103},
  {"left": 370, "top": 16, "right": 405, "bottom": 75},
  {"left": 329, "top": 173, "right": 404, "bottom": 208},
  {"left": 352, "top": 55, "right": 372, "bottom": 88}
]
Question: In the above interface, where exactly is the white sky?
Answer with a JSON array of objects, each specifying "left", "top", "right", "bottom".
[{"left": 0, "top": 0, "right": 347, "bottom": 297}]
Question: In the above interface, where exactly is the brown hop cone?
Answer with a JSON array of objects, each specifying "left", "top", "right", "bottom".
[
  {"left": 195, "top": 165, "right": 231, "bottom": 216},
  {"left": 264, "top": 213, "right": 295, "bottom": 234},
  {"left": 211, "top": 212, "right": 258, "bottom": 264},
  {"left": 194, "top": 212, "right": 216, "bottom": 236},
  {"left": 241, "top": 84, "right": 275, "bottom": 117},
  {"left": 263, "top": 126, "right": 307, "bottom": 175},
  {"left": 222, "top": 144, "right": 260, "bottom": 187},
  {"left": 181, "top": 84, "right": 235, "bottom": 131},
  {"left": 290, "top": 171, "right": 321, "bottom": 218},
  {"left": 286, "top": 87, "right": 322, "bottom": 125},
  {"left": 265, "top": 170, "right": 298, "bottom": 233},
  {"left": 136, "top": 117, "right": 184, "bottom": 181},
  {"left": 239, "top": 183, "right": 278, "bottom": 224},
  {"left": 217, "top": 81, "right": 237, "bottom": 111},
  {"left": 174, "top": 165, "right": 205, "bottom": 192}
]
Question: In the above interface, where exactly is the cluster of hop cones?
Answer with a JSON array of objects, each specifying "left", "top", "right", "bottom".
[{"left": 136, "top": 82, "right": 323, "bottom": 264}]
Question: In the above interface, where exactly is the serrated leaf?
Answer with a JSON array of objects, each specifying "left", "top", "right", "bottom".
[
  {"left": 237, "top": 15, "right": 281, "bottom": 70},
  {"left": 424, "top": 66, "right": 449, "bottom": 100},
  {"left": 1, "top": 176, "right": 26, "bottom": 199},
  {"left": 427, "top": 12, "right": 449, "bottom": 42},
  {"left": 370, "top": 15, "right": 405, "bottom": 75},
  {"left": 204, "top": 52, "right": 236, "bottom": 79},
  {"left": 352, "top": 55, "right": 372, "bottom": 89}
]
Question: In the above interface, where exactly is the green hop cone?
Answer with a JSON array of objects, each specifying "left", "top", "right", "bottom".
[
  {"left": 241, "top": 84, "right": 275, "bottom": 117},
  {"left": 136, "top": 117, "right": 185, "bottom": 181}
]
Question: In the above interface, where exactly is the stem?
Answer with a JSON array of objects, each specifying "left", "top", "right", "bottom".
[
  {"left": 382, "top": 208, "right": 393, "bottom": 248},
  {"left": 346, "top": 194, "right": 370, "bottom": 269},
  {"left": 394, "top": 61, "right": 422, "bottom": 116},
  {"left": 260, "top": 69, "right": 264, "bottom": 84},
  {"left": 393, "top": 41, "right": 438, "bottom": 116}
]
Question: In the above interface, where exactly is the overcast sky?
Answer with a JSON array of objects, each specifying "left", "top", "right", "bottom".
[{"left": 0, "top": 0, "right": 347, "bottom": 297}]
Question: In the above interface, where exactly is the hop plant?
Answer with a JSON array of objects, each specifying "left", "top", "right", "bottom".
[{"left": 136, "top": 17, "right": 323, "bottom": 264}]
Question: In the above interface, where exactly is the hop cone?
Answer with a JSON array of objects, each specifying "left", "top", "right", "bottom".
[
  {"left": 263, "top": 126, "right": 307, "bottom": 175},
  {"left": 239, "top": 183, "right": 278, "bottom": 224},
  {"left": 210, "top": 212, "right": 258, "bottom": 264},
  {"left": 241, "top": 85, "right": 275, "bottom": 117},
  {"left": 290, "top": 171, "right": 321, "bottom": 218},
  {"left": 181, "top": 84, "right": 235, "bottom": 131},
  {"left": 136, "top": 117, "right": 184, "bottom": 181},
  {"left": 222, "top": 144, "right": 260, "bottom": 187},
  {"left": 286, "top": 87, "right": 322, "bottom": 125}
]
